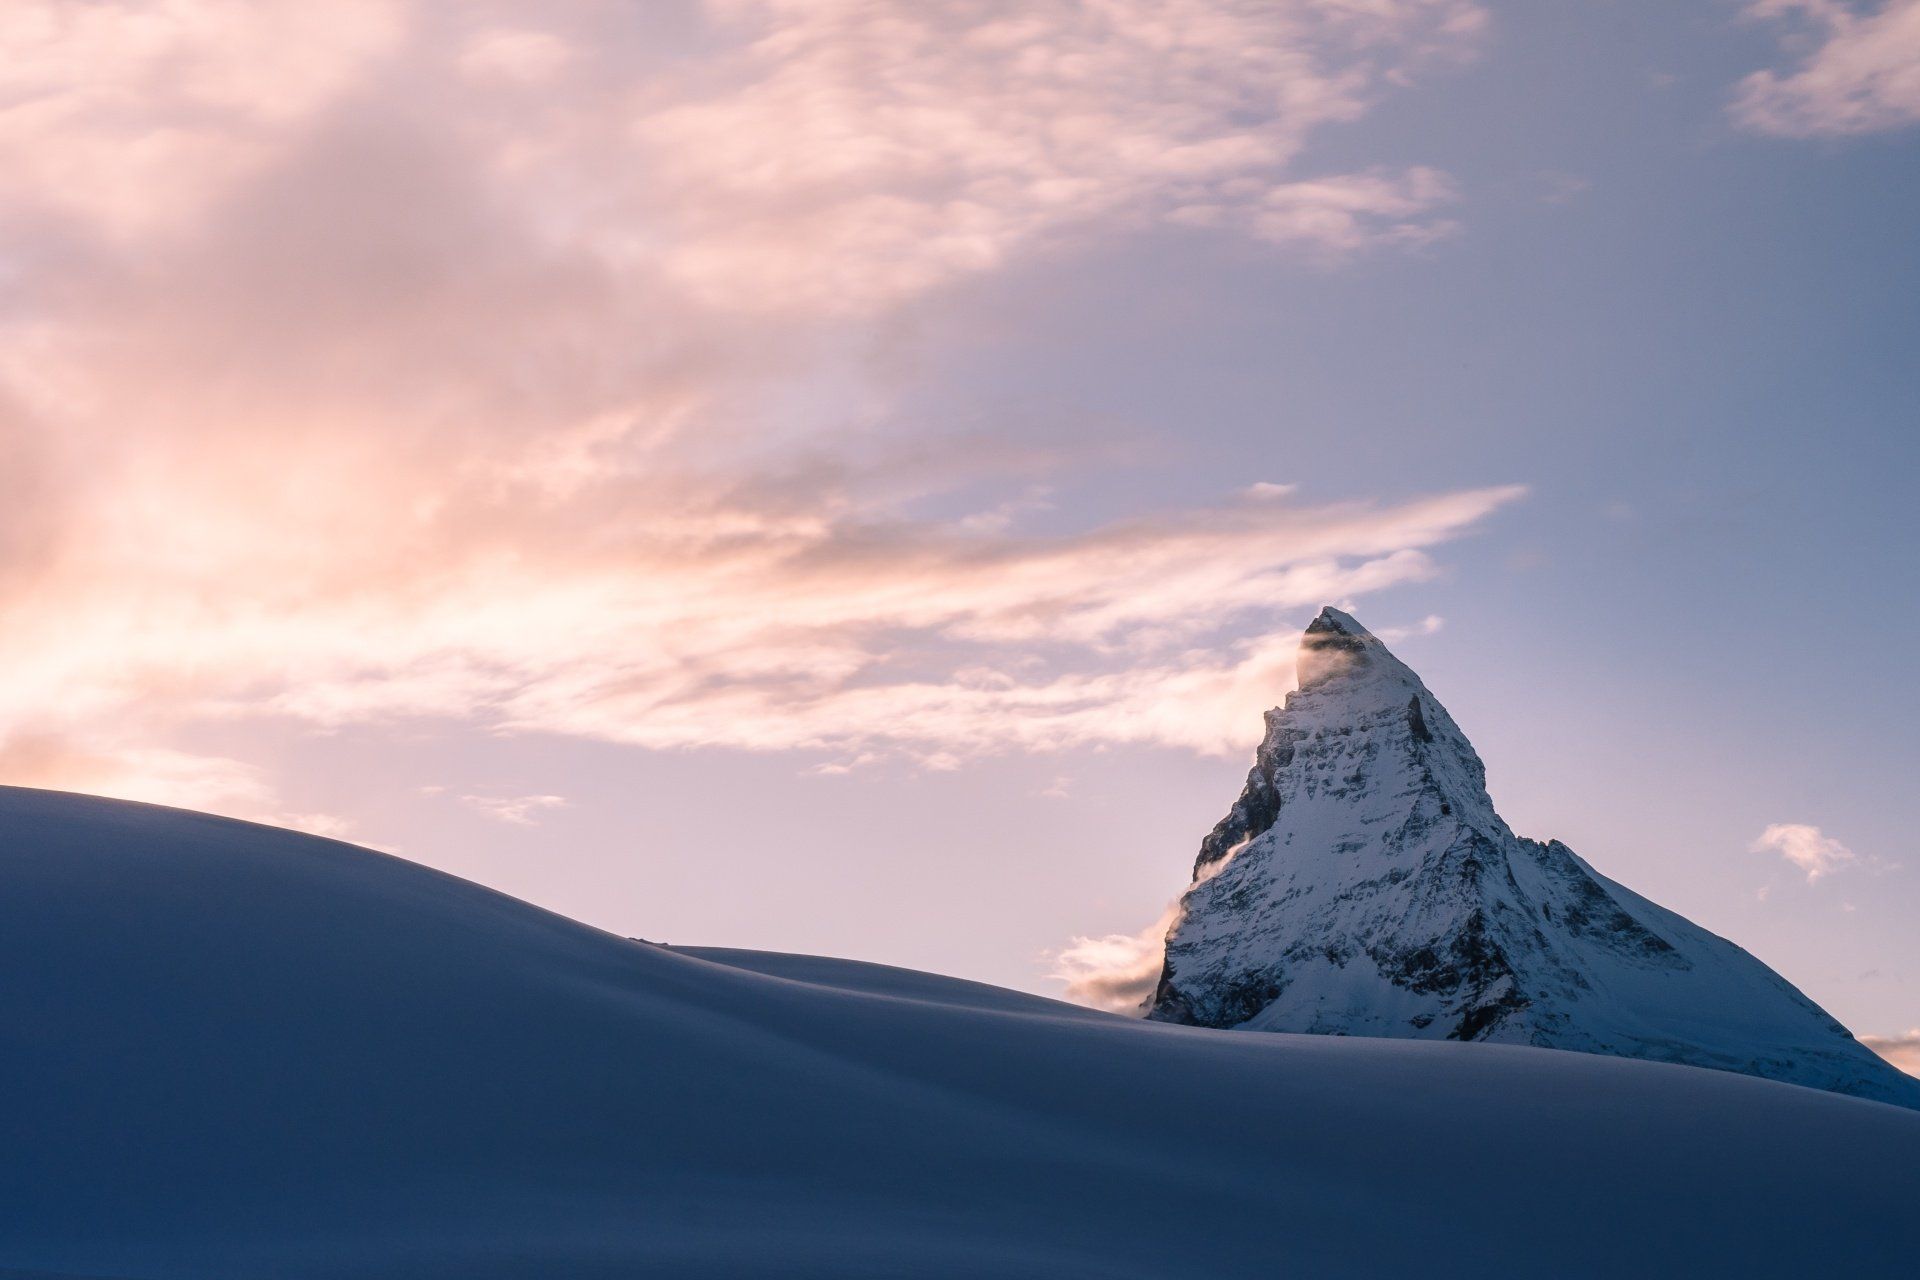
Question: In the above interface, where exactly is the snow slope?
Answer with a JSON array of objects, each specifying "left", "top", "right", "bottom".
[
  {"left": 1150, "top": 608, "right": 1920, "bottom": 1109},
  {"left": 1, "top": 786, "right": 1916, "bottom": 1279}
]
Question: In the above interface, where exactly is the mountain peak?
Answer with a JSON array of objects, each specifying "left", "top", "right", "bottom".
[
  {"left": 1296, "top": 605, "right": 1414, "bottom": 695},
  {"left": 1148, "top": 613, "right": 1920, "bottom": 1110},
  {"left": 1306, "top": 604, "right": 1368, "bottom": 635}
]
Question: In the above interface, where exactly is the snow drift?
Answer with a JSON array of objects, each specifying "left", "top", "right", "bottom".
[{"left": 1, "top": 786, "right": 1915, "bottom": 1278}]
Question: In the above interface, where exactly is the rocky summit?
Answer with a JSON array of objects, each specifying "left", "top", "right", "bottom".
[{"left": 1148, "top": 607, "right": 1919, "bottom": 1109}]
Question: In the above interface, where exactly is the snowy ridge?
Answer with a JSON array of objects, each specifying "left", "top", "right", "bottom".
[
  {"left": 1149, "top": 607, "right": 1920, "bottom": 1108},
  {"left": 2, "top": 786, "right": 1916, "bottom": 1277}
]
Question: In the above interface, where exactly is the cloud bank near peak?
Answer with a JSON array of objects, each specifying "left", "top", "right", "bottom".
[{"left": 1050, "top": 905, "right": 1177, "bottom": 1014}]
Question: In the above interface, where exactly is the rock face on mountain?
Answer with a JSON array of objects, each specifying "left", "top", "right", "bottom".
[{"left": 1147, "top": 607, "right": 1919, "bottom": 1109}]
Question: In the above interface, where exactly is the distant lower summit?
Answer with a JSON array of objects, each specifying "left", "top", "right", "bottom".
[{"left": 1147, "top": 607, "right": 1920, "bottom": 1109}]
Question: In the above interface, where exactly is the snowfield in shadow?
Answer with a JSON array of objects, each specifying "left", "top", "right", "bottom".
[{"left": 1, "top": 787, "right": 1915, "bottom": 1279}]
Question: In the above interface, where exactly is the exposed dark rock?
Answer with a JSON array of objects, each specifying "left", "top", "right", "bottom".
[{"left": 1406, "top": 695, "right": 1433, "bottom": 743}]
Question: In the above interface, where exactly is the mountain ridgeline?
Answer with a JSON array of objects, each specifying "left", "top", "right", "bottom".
[{"left": 1147, "top": 607, "right": 1918, "bottom": 1109}]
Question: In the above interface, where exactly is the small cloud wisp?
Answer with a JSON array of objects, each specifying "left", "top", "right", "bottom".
[{"left": 1751, "top": 822, "right": 1859, "bottom": 883}]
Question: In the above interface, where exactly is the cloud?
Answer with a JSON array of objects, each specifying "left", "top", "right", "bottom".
[
  {"left": 1535, "top": 170, "right": 1592, "bottom": 205},
  {"left": 1861, "top": 1028, "right": 1920, "bottom": 1076},
  {"left": 0, "top": 732, "right": 271, "bottom": 813},
  {"left": 0, "top": 2, "right": 1509, "bottom": 818},
  {"left": 1751, "top": 822, "right": 1858, "bottom": 882},
  {"left": 460, "top": 794, "right": 570, "bottom": 825},
  {"left": 1171, "top": 166, "right": 1461, "bottom": 258},
  {"left": 633, "top": 1, "right": 1486, "bottom": 311},
  {"left": 0, "top": 0, "right": 404, "bottom": 240},
  {"left": 1732, "top": 0, "right": 1920, "bottom": 135},
  {"left": 1373, "top": 614, "right": 1445, "bottom": 641},
  {"left": 458, "top": 27, "right": 573, "bottom": 83},
  {"left": 1050, "top": 905, "right": 1177, "bottom": 1013},
  {"left": 0, "top": 730, "right": 351, "bottom": 837}
]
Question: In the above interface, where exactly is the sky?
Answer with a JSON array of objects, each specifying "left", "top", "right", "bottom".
[{"left": 2, "top": 0, "right": 1917, "bottom": 1071}]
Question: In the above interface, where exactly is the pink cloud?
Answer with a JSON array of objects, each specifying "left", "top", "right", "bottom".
[
  {"left": 1733, "top": 0, "right": 1920, "bottom": 136},
  {"left": 632, "top": 0, "right": 1486, "bottom": 311},
  {"left": 459, "top": 793, "right": 571, "bottom": 825},
  {"left": 1050, "top": 904, "right": 1179, "bottom": 1013},
  {"left": 0, "top": 2, "right": 1507, "bottom": 818},
  {"left": 0, "top": 0, "right": 403, "bottom": 239},
  {"left": 1751, "top": 823, "right": 1859, "bottom": 883},
  {"left": 1862, "top": 1029, "right": 1920, "bottom": 1076},
  {"left": 0, "top": 730, "right": 352, "bottom": 837},
  {"left": 458, "top": 27, "right": 573, "bottom": 83}
]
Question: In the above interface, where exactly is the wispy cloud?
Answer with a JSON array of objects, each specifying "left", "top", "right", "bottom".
[
  {"left": 1168, "top": 166, "right": 1461, "bottom": 260},
  {"left": 1861, "top": 1028, "right": 1920, "bottom": 1076},
  {"left": 0, "top": 732, "right": 353, "bottom": 837},
  {"left": 1373, "top": 614, "right": 1446, "bottom": 642},
  {"left": 1732, "top": 1, "right": 1920, "bottom": 136},
  {"left": 0, "top": 2, "right": 1506, "bottom": 819},
  {"left": 634, "top": 1, "right": 1487, "bottom": 311},
  {"left": 0, "top": 0, "right": 405, "bottom": 239},
  {"left": 460, "top": 794, "right": 570, "bottom": 826},
  {"left": 1535, "top": 170, "right": 1592, "bottom": 205},
  {"left": 1751, "top": 822, "right": 1859, "bottom": 882}
]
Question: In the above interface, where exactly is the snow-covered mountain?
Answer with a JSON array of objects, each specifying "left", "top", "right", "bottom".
[
  {"left": 3, "top": 786, "right": 1916, "bottom": 1277},
  {"left": 1149, "top": 607, "right": 1920, "bottom": 1108}
]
